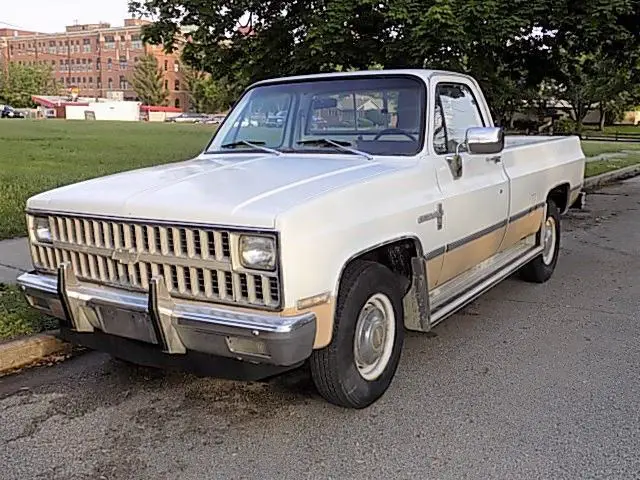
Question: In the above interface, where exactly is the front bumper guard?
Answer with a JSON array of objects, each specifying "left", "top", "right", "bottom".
[{"left": 17, "top": 262, "right": 316, "bottom": 367}]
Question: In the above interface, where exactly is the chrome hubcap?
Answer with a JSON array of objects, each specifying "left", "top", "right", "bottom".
[
  {"left": 542, "top": 216, "right": 557, "bottom": 265},
  {"left": 353, "top": 293, "right": 395, "bottom": 381}
]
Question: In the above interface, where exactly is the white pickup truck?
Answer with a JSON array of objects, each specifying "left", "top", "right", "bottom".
[{"left": 18, "top": 70, "right": 585, "bottom": 408}]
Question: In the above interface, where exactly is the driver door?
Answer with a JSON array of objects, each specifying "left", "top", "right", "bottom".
[{"left": 431, "top": 79, "right": 509, "bottom": 287}]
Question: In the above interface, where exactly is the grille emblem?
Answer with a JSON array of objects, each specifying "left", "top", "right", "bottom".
[{"left": 112, "top": 247, "right": 140, "bottom": 265}]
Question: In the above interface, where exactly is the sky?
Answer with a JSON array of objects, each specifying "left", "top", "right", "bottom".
[{"left": 1, "top": 0, "right": 134, "bottom": 33}]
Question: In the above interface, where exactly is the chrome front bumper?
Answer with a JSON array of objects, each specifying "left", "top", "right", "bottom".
[{"left": 17, "top": 263, "right": 316, "bottom": 367}]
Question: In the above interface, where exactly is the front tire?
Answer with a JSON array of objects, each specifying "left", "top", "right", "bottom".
[
  {"left": 310, "top": 261, "right": 405, "bottom": 409},
  {"left": 519, "top": 199, "right": 561, "bottom": 283}
]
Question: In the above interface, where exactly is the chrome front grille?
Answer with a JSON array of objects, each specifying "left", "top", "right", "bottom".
[{"left": 30, "top": 216, "right": 281, "bottom": 309}]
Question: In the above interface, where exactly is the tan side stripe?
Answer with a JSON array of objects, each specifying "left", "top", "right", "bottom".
[{"left": 423, "top": 202, "right": 546, "bottom": 261}]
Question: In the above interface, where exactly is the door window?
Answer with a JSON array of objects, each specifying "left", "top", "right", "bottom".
[{"left": 433, "top": 83, "right": 485, "bottom": 154}]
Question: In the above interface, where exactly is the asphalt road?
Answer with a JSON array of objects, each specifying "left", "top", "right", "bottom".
[{"left": 2, "top": 178, "right": 639, "bottom": 480}]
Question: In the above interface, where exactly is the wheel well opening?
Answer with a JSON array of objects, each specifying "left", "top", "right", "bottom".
[
  {"left": 344, "top": 239, "right": 419, "bottom": 295},
  {"left": 548, "top": 183, "right": 569, "bottom": 213}
]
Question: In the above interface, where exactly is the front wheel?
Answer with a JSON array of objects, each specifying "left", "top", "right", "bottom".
[
  {"left": 519, "top": 199, "right": 561, "bottom": 283},
  {"left": 309, "top": 261, "right": 405, "bottom": 408}
]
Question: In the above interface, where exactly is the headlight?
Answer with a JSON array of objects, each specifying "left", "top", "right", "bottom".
[
  {"left": 33, "top": 216, "right": 52, "bottom": 243},
  {"left": 239, "top": 235, "right": 276, "bottom": 270}
]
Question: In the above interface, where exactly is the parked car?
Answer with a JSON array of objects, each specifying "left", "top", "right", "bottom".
[
  {"left": 19, "top": 69, "right": 585, "bottom": 408},
  {"left": 203, "top": 114, "right": 227, "bottom": 125},
  {"left": 1, "top": 105, "right": 25, "bottom": 118},
  {"left": 165, "top": 112, "right": 209, "bottom": 123}
]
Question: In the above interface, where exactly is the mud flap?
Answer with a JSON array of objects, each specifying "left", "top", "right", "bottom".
[{"left": 402, "top": 257, "right": 431, "bottom": 332}]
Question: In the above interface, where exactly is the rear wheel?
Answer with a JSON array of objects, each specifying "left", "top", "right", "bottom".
[
  {"left": 519, "top": 199, "right": 561, "bottom": 283},
  {"left": 310, "top": 261, "right": 405, "bottom": 409}
]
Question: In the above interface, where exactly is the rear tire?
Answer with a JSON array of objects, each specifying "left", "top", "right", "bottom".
[
  {"left": 519, "top": 199, "right": 560, "bottom": 283},
  {"left": 309, "top": 261, "right": 405, "bottom": 409}
]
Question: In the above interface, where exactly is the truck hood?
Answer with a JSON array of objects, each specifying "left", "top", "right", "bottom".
[{"left": 27, "top": 153, "right": 401, "bottom": 228}]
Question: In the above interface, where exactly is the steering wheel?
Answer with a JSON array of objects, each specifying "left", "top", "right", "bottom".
[{"left": 373, "top": 128, "right": 416, "bottom": 142}]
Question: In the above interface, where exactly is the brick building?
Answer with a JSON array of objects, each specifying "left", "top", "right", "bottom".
[{"left": 0, "top": 19, "right": 188, "bottom": 110}]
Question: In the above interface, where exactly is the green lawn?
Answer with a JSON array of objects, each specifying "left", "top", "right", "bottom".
[
  {"left": 0, "top": 283, "right": 58, "bottom": 340},
  {"left": 585, "top": 154, "right": 640, "bottom": 178},
  {"left": 583, "top": 125, "right": 640, "bottom": 135},
  {"left": 0, "top": 120, "right": 214, "bottom": 240},
  {"left": 581, "top": 141, "right": 640, "bottom": 157},
  {"left": 1, "top": 119, "right": 640, "bottom": 242},
  {"left": 0, "top": 120, "right": 639, "bottom": 339}
]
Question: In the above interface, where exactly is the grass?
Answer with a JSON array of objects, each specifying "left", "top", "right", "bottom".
[
  {"left": 1, "top": 119, "right": 640, "bottom": 241},
  {"left": 0, "top": 119, "right": 214, "bottom": 240},
  {"left": 585, "top": 154, "right": 640, "bottom": 177},
  {"left": 583, "top": 125, "right": 640, "bottom": 135},
  {"left": 0, "top": 283, "right": 58, "bottom": 340},
  {"left": 581, "top": 141, "right": 640, "bottom": 157},
  {"left": 0, "top": 120, "right": 638, "bottom": 339}
]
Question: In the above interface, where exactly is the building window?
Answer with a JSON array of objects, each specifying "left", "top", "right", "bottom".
[
  {"left": 119, "top": 56, "right": 127, "bottom": 69},
  {"left": 107, "top": 78, "right": 113, "bottom": 90},
  {"left": 120, "top": 35, "right": 126, "bottom": 42},
  {"left": 104, "top": 35, "right": 115, "bottom": 50},
  {"left": 164, "top": 60, "right": 168, "bottom": 71},
  {"left": 131, "top": 35, "right": 143, "bottom": 50},
  {"left": 107, "top": 58, "right": 112, "bottom": 71},
  {"left": 96, "top": 58, "right": 101, "bottom": 70},
  {"left": 174, "top": 79, "right": 180, "bottom": 91},
  {"left": 82, "top": 77, "right": 86, "bottom": 84},
  {"left": 133, "top": 57, "right": 139, "bottom": 63},
  {"left": 83, "top": 38, "right": 91, "bottom": 53},
  {"left": 119, "top": 75, "right": 127, "bottom": 89},
  {"left": 89, "top": 77, "right": 93, "bottom": 84},
  {"left": 175, "top": 98, "right": 181, "bottom": 109},
  {"left": 174, "top": 61, "right": 180, "bottom": 72},
  {"left": 164, "top": 80, "right": 168, "bottom": 90}
]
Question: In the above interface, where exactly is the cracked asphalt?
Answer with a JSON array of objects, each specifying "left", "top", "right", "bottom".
[{"left": 1, "top": 178, "right": 639, "bottom": 480}]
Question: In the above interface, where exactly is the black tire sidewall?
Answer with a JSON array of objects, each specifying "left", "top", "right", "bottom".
[{"left": 331, "top": 263, "right": 405, "bottom": 407}]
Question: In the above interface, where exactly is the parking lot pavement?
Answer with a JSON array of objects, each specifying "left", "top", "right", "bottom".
[{"left": 1, "top": 178, "right": 639, "bottom": 480}]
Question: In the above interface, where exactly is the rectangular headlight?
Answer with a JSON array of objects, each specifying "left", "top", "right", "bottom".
[
  {"left": 32, "top": 216, "right": 52, "bottom": 243},
  {"left": 238, "top": 235, "right": 276, "bottom": 270}
]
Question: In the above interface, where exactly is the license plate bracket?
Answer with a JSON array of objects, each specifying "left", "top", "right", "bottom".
[{"left": 95, "top": 306, "right": 158, "bottom": 344}]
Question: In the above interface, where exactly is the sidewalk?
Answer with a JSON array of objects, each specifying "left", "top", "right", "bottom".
[{"left": 0, "top": 237, "right": 32, "bottom": 284}]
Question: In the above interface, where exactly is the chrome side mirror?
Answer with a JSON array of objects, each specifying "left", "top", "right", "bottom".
[{"left": 465, "top": 127, "right": 504, "bottom": 155}]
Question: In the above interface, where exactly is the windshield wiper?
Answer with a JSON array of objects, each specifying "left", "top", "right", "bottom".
[
  {"left": 220, "top": 140, "right": 281, "bottom": 156},
  {"left": 297, "top": 138, "right": 373, "bottom": 161}
]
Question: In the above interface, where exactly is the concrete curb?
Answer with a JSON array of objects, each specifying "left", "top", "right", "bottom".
[
  {"left": 584, "top": 163, "right": 640, "bottom": 191},
  {"left": 0, "top": 330, "right": 71, "bottom": 374}
]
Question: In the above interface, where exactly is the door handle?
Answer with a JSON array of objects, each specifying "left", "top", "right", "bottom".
[{"left": 486, "top": 155, "right": 501, "bottom": 163}]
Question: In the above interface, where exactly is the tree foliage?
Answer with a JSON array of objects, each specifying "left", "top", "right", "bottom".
[
  {"left": 129, "top": 0, "right": 640, "bottom": 127},
  {"left": 0, "top": 64, "right": 59, "bottom": 108},
  {"left": 183, "top": 67, "right": 236, "bottom": 113},
  {"left": 130, "top": 54, "right": 169, "bottom": 106}
]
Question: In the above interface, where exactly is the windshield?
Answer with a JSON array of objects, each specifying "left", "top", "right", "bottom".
[{"left": 206, "top": 76, "right": 426, "bottom": 156}]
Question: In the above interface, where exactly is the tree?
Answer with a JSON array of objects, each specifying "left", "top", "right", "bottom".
[
  {"left": 0, "top": 63, "right": 59, "bottom": 107},
  {"left": 542, "top": 0, "right": 640, "bottom": 131},
  {"left": 129, "top": 0, "right": 554, "bottom": 123},
  {"left": 183, "top": 66, "right": 235, "bottom": 113},
  {"left": 130, "top": 54, "right": 168, "bottom": 106},
  {"left": 129, "top": 0, "right": 640, "bottom": 129}
]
